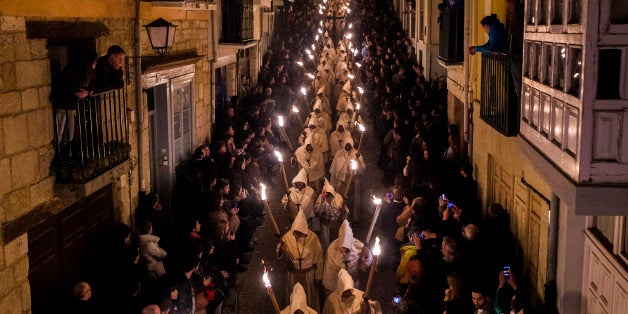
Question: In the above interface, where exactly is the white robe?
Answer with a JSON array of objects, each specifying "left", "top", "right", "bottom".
[
  {"left": 280, "top": 283, "right": 317, "bottom": 314},
  {"left": 322, "top": 220, "right": 372, "bottom": 292},
  {"left": 322, "top": 269, "right": 380, "bottom": 314},
  {"left": 294, "top": 145, "right": 326, "bottom": 182},
  {"left": 299, "top": 127, "right": 329, "bottom": 155},
  {"left": 329, "top": 148, "right": 365, "bottom": 190},
  {"left": 282, "top": 169, "right": 316, "bottom": 219},
  {"left": 328, "top": 130, "right": 354, "bottom": 159},
  {"left": 281, "top": 210, "right": 325, "bottom": 311}
]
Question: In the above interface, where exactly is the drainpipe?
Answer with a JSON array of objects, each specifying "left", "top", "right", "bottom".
[
  {"left": 209, "top": 10, "right": 217, "bottom": 130},
  {"left": 463, "top": 0, "right": 472, "bottom": 162},
  {"left": 134, "top": 0, "right": 145, "bottom": 192},
  {"left": 545, "top": 193, "right": 559, "bottom": 314}
]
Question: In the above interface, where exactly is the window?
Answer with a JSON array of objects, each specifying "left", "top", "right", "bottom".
[
  {"left": 438, "top": 2, "right": 464, "bottom": 62},
  {"left": 597, "top": 49, "right": 622, "bottom": 99},
  {"left": 554, "top": 45, "right": 566, "bottom": 90},
  {"left": 522, "top": 85, "right": 531, "bottom": 122},
  {"left": 242, "top": 0, "right": 254, "bottom": 40},
  {"left": 552, "top": 99, "right": 564, "bottom": 144},
  {"left": 419, "top": 0, "right": 425, "bottom": 40},
  {"left": 529, "top": 42, "right": 539, "bottom": 80},
  {"left": 541, "top": 93, "right": 551, "bottom": 135},
  {"left": 532, "top": 89, "right": 540, "bottom": 128},
  {"left": 566, "top": 105, "right": 579, "bottom": 156},
  {"left": 568, "top": 0, "right": 581, "bottom": 24},
  {"left": 221, "top": 0, "right": 254, "bottom": 42},
  {"left": 551, "top": 0, "right": 564, "bottom": 24},
  {"left": 542, "top": 44, "right": 553, "bottom": 85},
  {"left": 611, "top": 0, "right": 628, "bottom": 24},
  {"left": 593, "top": 216, "right": 628, "bottom": 265},
  {"left": 538, "top": 0, "right": 547, "bottom": 25},
  {"left": 568, "top": 47, "right": 582, "bottom": 97},
  {"left": 595, "top": 216, "right": 616, "bottom": 247},
  {"left": 528, "top": 0, "right": 538, "bottom": 24}
]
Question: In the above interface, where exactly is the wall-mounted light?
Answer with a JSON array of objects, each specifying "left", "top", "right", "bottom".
[{"left": 144, "top": 18, "right": 177, "bottom": 55}]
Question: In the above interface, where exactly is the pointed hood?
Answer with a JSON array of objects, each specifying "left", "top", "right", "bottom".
[
  {"left": 339, "top": 62, "right": 348, "bottom": 71},
  {"left": 317, "top": 86, "right": 325, "bottom": 95},
  {"left": 313, "top": 99, "right": 322, "bottom": 110},
  {"left": 308, "top": 116, "right": 318, "bottom": 128},
  {"left": 338, "top": 219, "right": 354, "bottom": 250},
  {"left": 291, "top": 209, "right": 309, "bottom": 235},
  {"left": 342, "top": 80, "right": 351, "bottom": 94},
  {"left": 322, "top": 179, "right": 335, "bottom": 194},
  {"left": 287, "top": 283, "right": 316, "bottom": 314},
  {"left": 292, "top": 168, "right": 308, "bottom": 185},
  {"left": 335, "top": 268, "right": 355, "bottom": 296},
  {"left": 345, "top": 102, "right": 354, "bottom": 111}
]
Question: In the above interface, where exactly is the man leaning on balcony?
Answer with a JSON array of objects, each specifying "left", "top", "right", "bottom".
[{"left": 94, "top": 45, "right": 125, "bottom": 94}]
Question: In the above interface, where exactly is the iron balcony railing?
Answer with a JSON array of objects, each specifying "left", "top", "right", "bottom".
[
  {"left": 51, "top": 88, "right": 130, "bottom": 183},
  {"left": 480, "top": 52, "right": 519, "bottom": 136}
]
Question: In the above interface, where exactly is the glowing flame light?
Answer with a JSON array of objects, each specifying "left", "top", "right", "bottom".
[
  {"left": 292, "top": 105, "right": 299, "bottom": 113},
  {"left": 308, "top": 54, "right": 314, "bottom": 60},
  {"left": 311, "top": 43, "right": 316, "bottom": 51},
  {"left": 300, "top": 87, "right": 307, "bottom": 96},
  {"left": 373, "top": 196, "right": 382, "bottom": 205},
  {"left": 346, "top": 33, "right": 353, "bottom": 39},
  {"left": 349, "top": 23, "right": 353, "bottom": 29},
  {"left": 315, "top": 34, "right": 319, "bottom": 41},
  {"left": 274, "top": 150, "right": 283, "bottom": 162},
  {"left": 296, "top": 61, "right": 304, "bottom": 67},
  {"left": 372, "top": 237, "right": 381, "bottom": 256},
  {"left": 356, "top": 62, "right": 362, "bottom": 68},
  {"left": 348, "top": 73, "right": 354, "bottom": 80},
  {"left": 357, "top": 86, "right": 364, "bottom": 94},
  {"left": 263, "top": 269, "right": 271, "bottom": 287},
  {"left": 306, "top": 73, "right": 315, "bottom": 79},
  {"left": 351, "top": 159, "right": 357, "bottom": 171},
  {"left": 305, "top": 49, "right": 312, "bottom": 55},
  {"left": 355, "top": 103, "right": 361, "bottom": 110},
  {"left": 260, "top": 183, "right": 267, "bottom": 201},
  {"left": 278, "top": 115, "right": 284, "bottom": 127},
  {"left": 358, "top": 123, "right": 365, "bottom": 132}
]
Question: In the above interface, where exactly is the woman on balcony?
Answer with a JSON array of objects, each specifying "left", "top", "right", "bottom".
[{"left": 468, "top": 14, "right": 508, "bottom": 55}]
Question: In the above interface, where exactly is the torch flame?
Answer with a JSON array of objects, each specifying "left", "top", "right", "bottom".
[
  {"left": 351, "top": 159, "right": 357, "bottom": 171},
  {"left": 358, "top": 123, "right": 365, "bottom": 132},
  {"left": 260, "top": 183, "right": 267, "bottom": 201},
  {"left": 263, "top": 269, "right": 271, "bottom": 288},
  {"left": 308, "top": 54, "right": 314, "bottom": 60},
  {"left": 300, "top": 87, "right": 307, "bottom": 96},
  {"left": 305, "top": 48, "right": 312, "bottom": 55},
  {"left": 373, "top": 196, "right": 382, "bottom": 205},
  {"left": 306, "top": 73, "right": 315, "bottom": 79},
  {"left": 356, "top": 62, "right": 362, "bottom": 68},
  {"left": 278, "top": 115, "right": 284, "bottom": 127},
  {"left": 348, "top": 74, "right": 354, "bottom": 80},
  {"left": 373, "top": 237, "right": 381, "bottom": 256},
  {"left": 357, "top": 86, "right": 364, "bottom": 94},
  {"left": 274, "top": 150, "right": 283, "bottom": 162},
  {"left": 355, "top": 103, "right": 360, "bottom": 110},
  {"left": 296, "top": 61, "right": 303, "bottom": 67},
  {"left": 311, "top": 43, "right": 315, "bottom": 51},
  {"left": 348, "top": 23, "right": 353, "bottom": 29},
  {"left": 292, "top": 105, "right": 299, "bottom": 113}
]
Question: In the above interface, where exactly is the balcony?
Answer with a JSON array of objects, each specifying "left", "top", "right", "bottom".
[
  {"left": 50, "top": 88, "right": 130, "bottom": 184},
  {"left": 480, "top": 52, "right": 519, "bottom": 136}
]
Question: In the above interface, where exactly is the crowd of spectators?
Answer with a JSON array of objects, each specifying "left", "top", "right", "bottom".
[{"left": 63, "top": 0, "right": 529, "bottom": 313}]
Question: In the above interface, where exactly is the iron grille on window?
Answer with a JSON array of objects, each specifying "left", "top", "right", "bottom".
[
  {"left": 480, "top": 52, "right": 519, "bottom": 136},
  {"left": 221, "top": 0, "right": 254, "bottom": 43}
]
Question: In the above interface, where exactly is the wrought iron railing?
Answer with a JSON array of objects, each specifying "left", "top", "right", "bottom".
[
  {"left": 480, "top": 52, "right": 519, "bottom": 136},
  {"left": 51, "top": 88, "right": 130, "bottom": 183}
]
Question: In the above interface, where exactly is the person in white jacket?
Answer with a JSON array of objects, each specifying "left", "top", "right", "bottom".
[
  {"left": 138, "top": 221, "right": 167, "bottom": 279},
  {"left": 329, "top": 143, "right": 365, "bottom": 193},
  {"left": 294, "top": 143, "right": 326, "bottom": 193},
  {"left": 280, "top": 283, "right": 317, "bottom": 314},
  {"left": 322, "top": 220, "right": 372, "bottom": 292}
]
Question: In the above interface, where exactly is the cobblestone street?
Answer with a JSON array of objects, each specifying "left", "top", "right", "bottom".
[{"left": 223, "top": 112, "right": 399, "bottom": 313}]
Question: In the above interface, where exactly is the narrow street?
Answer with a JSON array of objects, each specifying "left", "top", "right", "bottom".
[{"left": 224, "top": 111, "right": 399, "bottom": 313}]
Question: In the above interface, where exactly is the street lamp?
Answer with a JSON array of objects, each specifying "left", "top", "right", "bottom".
[{"left": 144, "top": 18, "right": 177, "bottom": 55}]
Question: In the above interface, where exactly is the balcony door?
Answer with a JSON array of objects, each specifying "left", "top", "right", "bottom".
[{"left": 148, "top": 73, "right": 194, "bottom": 216}]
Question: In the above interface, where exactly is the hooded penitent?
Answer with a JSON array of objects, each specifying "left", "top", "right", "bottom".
[{"left": 281, "top": 283, "right": 317, "bottom": 314}]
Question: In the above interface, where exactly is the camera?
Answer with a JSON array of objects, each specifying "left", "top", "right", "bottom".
[
  {"left": 447, "top": 202, "right": 453, "bottom": 209},
  {"left": 503, "top": 265, "right": 511, "bottom": 278},
  {"left": 393, "top": 296, "right": 401, "bottom": 304},
  {"left": 419, "top": 233, "right": 425, "bottom": 239}
]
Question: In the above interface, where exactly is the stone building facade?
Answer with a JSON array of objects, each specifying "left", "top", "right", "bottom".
[{"left": 0, "top": 0, "right": 274, "bottom": 311}]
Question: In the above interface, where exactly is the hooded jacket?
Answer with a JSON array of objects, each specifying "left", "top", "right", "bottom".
[{"left": 280, "top": 283, "right": 317, "bottom": 314}]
